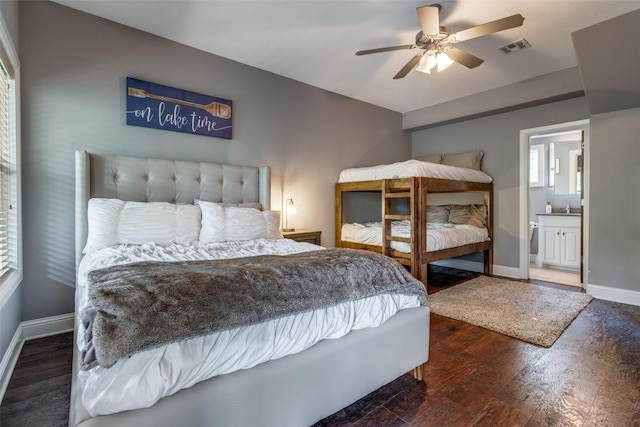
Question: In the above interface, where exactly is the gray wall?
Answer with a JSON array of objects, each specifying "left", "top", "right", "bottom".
[
  {"left": 18, "top": 1, "right": 410, "bottom": 321},
  {"left": 412, "top": 97, "right": 590, "bottom": 270},
  {"left": 589, "top": 107, "right": 640, "bottom": 292}
]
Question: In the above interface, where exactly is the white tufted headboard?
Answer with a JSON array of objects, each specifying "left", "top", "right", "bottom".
[{"left": 75, "top": 150, "right": 271, "bottom": 270}]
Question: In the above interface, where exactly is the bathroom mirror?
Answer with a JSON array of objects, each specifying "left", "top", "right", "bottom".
[{"left": 552, "top": 141, "right": 582, "bottom": 194}]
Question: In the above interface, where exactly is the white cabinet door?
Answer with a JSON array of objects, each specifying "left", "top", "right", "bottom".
[
  {"left": 540, "top": 227, "right": 561, "bottom": 265},
  {"left": 560, "top": 228, "right": 580, "bottom": 268}
]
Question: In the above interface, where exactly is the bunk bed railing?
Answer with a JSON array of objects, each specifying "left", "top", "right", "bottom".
[{"left": 382, "top": 178, "right": 420, "bottom": 271}]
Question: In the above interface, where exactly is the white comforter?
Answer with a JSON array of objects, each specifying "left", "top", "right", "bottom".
[
  {"left": 341, "top": 220, "right": 489, "bottom": 253},
  {"left": 76, "top": 239, "right": 422, "bottom": 416}
]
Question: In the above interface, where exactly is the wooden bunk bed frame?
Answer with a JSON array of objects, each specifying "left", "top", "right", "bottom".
[{"left": 335, "top": 176, "right": 493, "bottom": 285}]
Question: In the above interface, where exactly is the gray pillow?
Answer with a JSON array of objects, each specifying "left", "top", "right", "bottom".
[
  {"left": 415, "top": 154, "right": 443, "bottom": 164},
  {"left": 217, "top": 202, "right": 263, "bottom": 211},
  {"left": 448, "top": 204, "right": 487, "bottom": 228},
  {"left": 441, "top": 150, "right": 484, "bottom": 170},
  {"left": 427, "top": 205, "right": 450, "bottom": 223},
  {"left": 195, "top": 198, "right": 263, "bottom": 211}
]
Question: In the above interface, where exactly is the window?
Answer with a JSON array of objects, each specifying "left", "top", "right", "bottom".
[
  {"left": 0, "top": 64, "right": 11, "bottom": 277},
  {"left": 529, "top": 144, "right": 545, "bottom": 187},
  {"left": 0, "top": 13, "right": 21, "bottom": 306}
]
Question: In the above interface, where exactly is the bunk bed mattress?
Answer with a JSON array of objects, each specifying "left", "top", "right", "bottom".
[
  {"left": 338, "top": 159, "right": 492, "bottom": 183},
  {"left": 75, "top": 238, "right": 423, "bottom": 417},
  {"left": 342, "top": 221, "right": 489, "bottom": 253}
]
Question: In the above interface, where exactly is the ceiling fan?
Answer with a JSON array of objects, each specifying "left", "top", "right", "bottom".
[{"left": 356, "top": 4, "right": 525, "bottom": 79}]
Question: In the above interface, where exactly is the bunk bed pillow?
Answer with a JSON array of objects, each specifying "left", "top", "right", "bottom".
[
  {"left": 427, "top": 205, "right": 450, "bottom": 223},
  {"left": 448, "top": 204, "right": 487, "bottom": 228},
  {"left": 415, "top": 154, "right": 443, "bottom": 164},
  {"left": 441, "top": 150, "right": 484, "bottom": 170}
]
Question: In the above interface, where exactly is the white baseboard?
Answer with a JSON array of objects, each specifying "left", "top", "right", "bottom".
[
  {"left": 0, "top": 324, "right": 24, "bottom": 403},
  {"left": 493, "top": 264, "right": 522, "bottom": 279},
  {"left": 586, "top": 283, "right": 640, "bottom": 307},
  {"left": 0, "top": 312, "right": 74, "bottom": 402},
  {"left": 21, "top": 313, "right": 74, "bottom": 340}
]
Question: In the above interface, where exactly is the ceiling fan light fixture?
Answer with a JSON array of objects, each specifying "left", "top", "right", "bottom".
[
  {"left": 416, "top": 50, "right": 437, "bottom": 74},
  {"left": 436, "top": 52, "right": 454, "bottom": 72}
]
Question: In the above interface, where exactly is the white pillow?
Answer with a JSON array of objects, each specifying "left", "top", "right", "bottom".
[
  {"left": 84, "top": 198, "right": 125, "bottom": 253},
  {"left": 118, "top": 201, "right": 176, "bottom": 245},
  {"left": 225, "top": 207, "right": 268, "bottom": 241},
  {"left": 264, "top": 211, "right": 283, "bottom": 239},
  {"left": 196, "top": 200, "right": 226, "bottom": 242},
  {"left": 84, "top": 199, "right": 202, "bottom": 253},
  {"left": 197, "top": 200, "right": 283, "bottom": 242},
  {"left": 175, "top": 204, "right": 202, "bottom": 243}
]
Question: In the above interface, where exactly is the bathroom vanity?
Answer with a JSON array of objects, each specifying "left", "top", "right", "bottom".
[{"left": 536, "top": 213, "right": 581, "bottom": 270}]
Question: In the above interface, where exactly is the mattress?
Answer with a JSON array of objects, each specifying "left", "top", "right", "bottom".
[
  {"left": 341, "top": 220, "right": 489, "bottom": 253},
  {"left": 75, "top": 238, "right": 423, "bottom": 417},
  {"left": 338, "top": 159, "right": 492, "bottom": 183}
]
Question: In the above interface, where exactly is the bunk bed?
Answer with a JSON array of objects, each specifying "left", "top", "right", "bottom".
[{"left": 335, "top": 158, "right": 494, "bottom": 285}]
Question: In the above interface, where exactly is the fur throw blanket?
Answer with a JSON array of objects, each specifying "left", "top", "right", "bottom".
[{"left": 82, "top": 248, "right": 426, "bottom": 369}]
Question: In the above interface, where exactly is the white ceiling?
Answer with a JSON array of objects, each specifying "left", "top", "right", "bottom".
[{"left": 53, "top": 0, "right": 640, "bottom": 114}]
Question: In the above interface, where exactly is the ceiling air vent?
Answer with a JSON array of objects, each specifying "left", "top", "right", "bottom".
[{"left": 497, "top": 38, "right": 531, "bottom": 54}]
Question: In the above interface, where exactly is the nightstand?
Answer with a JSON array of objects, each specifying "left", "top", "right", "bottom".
[{"left": 282, "top": 229, "right": 322, "bottom": 245}]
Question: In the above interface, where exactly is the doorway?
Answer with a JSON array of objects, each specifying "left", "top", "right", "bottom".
[{"left": 519, "top": 120, "right": 589, "bottom": 288}]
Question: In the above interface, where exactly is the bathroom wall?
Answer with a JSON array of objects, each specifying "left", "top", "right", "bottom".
[{"left": 529, "top": 136, "right": 582, "bottom": 217}]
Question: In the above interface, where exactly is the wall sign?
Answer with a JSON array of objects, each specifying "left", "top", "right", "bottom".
[{"left": 126, "top": 77, "right": 233, "bottom": 140}]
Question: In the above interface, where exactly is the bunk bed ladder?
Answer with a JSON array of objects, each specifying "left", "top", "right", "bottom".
[{"left": 381, "top": 178, "right": 419, "bottom": 273}]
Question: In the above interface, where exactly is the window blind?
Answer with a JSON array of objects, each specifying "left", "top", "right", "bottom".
[{"left": 0, "top": 62, "right": 10, "bottom": 277}]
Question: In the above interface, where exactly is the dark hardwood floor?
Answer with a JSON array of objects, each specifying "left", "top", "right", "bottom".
[
  {"left": 2, "top": 266, "right": 639, "bottom": 426},
  {"left": 0, "top": 332, "right": 73, "bottom": 427}
]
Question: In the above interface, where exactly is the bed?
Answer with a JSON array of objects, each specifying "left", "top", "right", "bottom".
[
  {"left": 70, "top": 151, "right": 430, "bottom": 427},
  {"left": 335, "top": 158, "right": 494, "bottom": 285}
]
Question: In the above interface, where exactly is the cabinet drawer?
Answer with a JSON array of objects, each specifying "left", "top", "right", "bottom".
[{"left": 282, "top": 230, "right": 322, "bottom": 245}]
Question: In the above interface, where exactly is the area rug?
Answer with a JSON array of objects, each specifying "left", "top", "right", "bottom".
[{"left": 428, "top": 276, "right": 593, "bottom": 347}]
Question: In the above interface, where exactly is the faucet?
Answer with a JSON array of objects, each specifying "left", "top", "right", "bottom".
[{"left": 566, "top": 204, "right": 571, "bottom": 214}]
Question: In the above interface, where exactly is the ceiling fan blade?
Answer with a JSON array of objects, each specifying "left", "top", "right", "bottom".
[
  {"left": 450, "top": 14, "right": 525, "bottom": 43},
  {"left": 446, "top": 47, "right": 484, "bottom": 69},
  {"left": 356, "top": 45, "right": 416, "bottom": 56},
  {"left": 416, "top": 5, "right": 440, "bottom": 37},
  {"left": 393, "top": 54, "right": 422, "bottom": 80}
]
